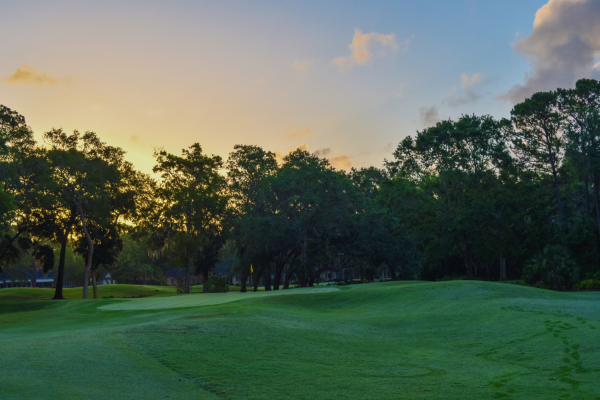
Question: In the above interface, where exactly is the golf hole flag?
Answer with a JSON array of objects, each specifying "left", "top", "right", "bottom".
[{"left": 251, "top": 265, "right": 253, "bottom": 274}]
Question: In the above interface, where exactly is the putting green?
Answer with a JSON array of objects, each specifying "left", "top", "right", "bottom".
[{"left": 98, "top": 286, "right": 340, "bottom": 311}]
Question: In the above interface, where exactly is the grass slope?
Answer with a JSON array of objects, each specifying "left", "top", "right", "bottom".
[
  {"left": 0, "top": 284, "right": 257, "bottom": 302},
  {"left": 0, "top": 281, "right": 599, "bottom": 399}
]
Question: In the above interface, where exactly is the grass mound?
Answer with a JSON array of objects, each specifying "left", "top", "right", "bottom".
[
  {"left": 98, "top": 287, "right": 340, "bottom": 311},
  {"left": 0, "top": 284, "right": 176, "bottom": 301},
  {"left": 0, "top": 280, "right": 598, "bottom": 399}
]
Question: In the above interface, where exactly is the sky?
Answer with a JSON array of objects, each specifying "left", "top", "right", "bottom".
[{"left": 2, "top": 0, "right": 600, "bottom": 174}]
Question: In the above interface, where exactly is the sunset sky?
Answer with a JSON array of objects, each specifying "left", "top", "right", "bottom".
[{"left": 2, "top": 0, "right": 600, "bottom": 174}]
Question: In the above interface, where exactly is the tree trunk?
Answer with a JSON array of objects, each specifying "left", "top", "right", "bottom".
[
  {"left": 31, "top": 258, "right": 37, "bottom": 288},
  {"left": 240, "top": 273, "right": 247, "bottom": 292},
  {"left": 585, "top": 178, "right": 591, "bottom": 218},
  {"left": 253, "top": 267, "right": 264, "bottom": 292},
  {"left": 264, "top": 265, "right": 272, "bottom": 291},
  {"left": 92, "top": 269, "right": 98, "bottom": 299},
  {"left": 77, "top": 203, "right": 94, "bottom": 300},
  {"left": 53, "top": 234, "right": 69, "bottom": 300},
  {"left": 388, "top": 265, "right": 396, "bottom": 281},
  {"left": 283, "top": 272, "right": 291, "bottom": 289},
  {"left": 184, "top": 266, "right": 190, "bottom": 294},
  {"left": 300, "top": 274, "right": 308, "bottom": 287},
  {"left": 53, "top": 211, "right": 76, "bottom": 300},
  {"left": 593, "top": 173, "right": 600, "bottom": 243},
  {"left": 548, "top": 150, "right": 565, "bottom": 226},
  {"left": 499, "top": 256, "right": 507, "bottom": 281},
  {"left": 273, "top": 263, "right": 283, "bottom": 291},
  {"left": 203, "top": 269, "right": 209, "bottom": 293},
  {"left": 465, "top": 260, "right": 474, "bottom": 280}
]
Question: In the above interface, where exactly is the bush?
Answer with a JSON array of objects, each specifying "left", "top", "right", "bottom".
[
  {"left": 523, "top": 245, "right": 579, "bottom": 291},
  {"left": 574, "top": 279, "right": 600, "bottom": 291},
  {"left": 207, "top": 275, "right": 229, "bottom": 293},
  {"left": 176, "top": 279, "right": 185, "bottom": 294}
]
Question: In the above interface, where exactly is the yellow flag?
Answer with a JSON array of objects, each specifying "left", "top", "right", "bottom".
[{"left": 250, "top": 264, "right": 253, "bottom": 274}]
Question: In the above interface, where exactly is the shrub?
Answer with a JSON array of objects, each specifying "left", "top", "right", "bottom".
[
  {"left": 207, "top": 275, "right": 229, "bottom": 293},
  {"left": 523, "top": 245, "right": 579, "bottom": 291},
  {"left": 574, "top": 279, "right": 600, "bottom": 291},
  {"left": 176, "top": 279, "right": 185, "bottom": 294}
]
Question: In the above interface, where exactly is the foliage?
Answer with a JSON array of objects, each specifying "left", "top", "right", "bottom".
[
  {"left": 522, "top": 245, "right": 579, "bottom": 291},
  {"left": 207, "top": 275, "right": 229, "bottom": 293},
  {"left": 176, "top": 279, "right": 185, "bottom": 294},
  {"left": 3, "top": 77, "right": 600, "bottom": 293},
  {"left": 151, "top": 143, "right": 228, "bottom": 294},
  {"left": 574, "top": 278, "right": 600, "bottom": 291}
]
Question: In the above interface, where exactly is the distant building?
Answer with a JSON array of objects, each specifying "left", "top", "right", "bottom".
[
  {"left": 98, "top": 273, "right": 116, "bottom": 285},
  {"left": 0, "top": 269, "right": 55, "bottom": 288}
]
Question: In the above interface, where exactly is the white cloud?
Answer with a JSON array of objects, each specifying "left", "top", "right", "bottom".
[
  {"left": 502, "top": 0, "right": 600, "bottom": 103},
  {"left": 446, "top": 73, "right": 484, "bottom": 106},
  {"left": 460, "top": 73, "right": 482, "bottom": 91},
  {"left": 332, "top": 29, "right": 413, "bottom": 71},
  {"left": 328, "top": 154, "right": 354, "bottom": 170},
  {"left": 293, "top": 59, "right": 313, "bottom": 73},
  {"left": 2, "top": 65, "right": 66, "bottom": 86}
]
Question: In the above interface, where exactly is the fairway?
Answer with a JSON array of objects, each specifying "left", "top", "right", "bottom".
[
  {"left": 98, "top": 287, "right": 340, "bottom": 311},
  {"left": 1, "top": 281, "right": 599, "bottom": 399}
]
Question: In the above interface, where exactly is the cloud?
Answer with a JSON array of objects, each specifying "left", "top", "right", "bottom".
[
  {"left": 275, "top": 143, "right": 309, "bottom": 163},
  {"left": 333, "top": 29, "right": 413, "bottom": 71},
  {"left": 285, "top": 125, "right": 315, "bottom": 140},
  {"left": 328, "top": 154, "right": 354, "bottom": 170},
  {"left": 501, "top": 0, "right": 600, "bottom": 103},
  {"left": 313, "top": 147, "right": 355, "bottom": 170},
  {"left": 445, "top": 73, "right": 484, "bottom": 106},
  {"left": 2, "top": 65, "right": 65, "bottom": 86},
  {"left": 258, "top": 76, "right": 266, "bottom": 84},
  {"left": 277, "top": 144, "right": 355, "bottom": 169},
  {"left": 130, "top": 135, "right": 144, "bottom": 145},
  {"left": 460, "top": 73, "right": 482, "bottom": 91},
  {"left": 419, "top": 106, "right": 443, "bottom": 126},
  {"left": 293, "top": 59, "right": 313, "bottom": 73},
  {"left": 313, "top": 148, "right": 331, "bottom": 157},
  {"left": 394, "top": 84, "right": 405, "bottom": 98}
]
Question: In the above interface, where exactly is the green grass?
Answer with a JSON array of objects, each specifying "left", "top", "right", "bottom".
[
  {"left": 0, "top": 284, "right": 263, "bottom": 301},
  {"left": 0, "top": 281, "right": 599, "bottom": 399}
]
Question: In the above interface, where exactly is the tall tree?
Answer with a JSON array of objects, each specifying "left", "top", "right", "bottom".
[
  {"left": 44, "top": 129, "right": 123, "bottom": 299},
  {"left": 0, "top": 105, "right": 54, "bottom": 273},
  {"left": 226, "top": 144, "right": 278, "bottom": 292},
  {"left": 558, "top": 79, "right": 600, "bottom": 239},
  {"left": 153, "top": 143, "right": 228, "bottom": 294},
  {"left": 511, "top": 91, "right": 566, "bottom": 228},
  {"left": 387, "top": 115, "right": 512, "bottom": 279}
]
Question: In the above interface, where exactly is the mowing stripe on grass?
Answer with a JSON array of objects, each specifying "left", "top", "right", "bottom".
[{"left": 98, "top": 286, "right": 340, "bottom": 311}]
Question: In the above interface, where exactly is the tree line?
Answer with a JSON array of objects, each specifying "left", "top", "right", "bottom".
[{"left": 1, "top": 78, "right": 600, "bottom": 297}]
